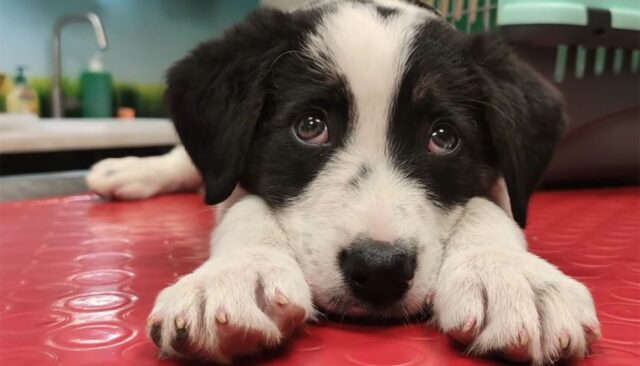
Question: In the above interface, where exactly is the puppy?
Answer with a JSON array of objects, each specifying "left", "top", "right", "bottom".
[{"left": 87, "top": 0, "right": 600, "bottom": 364}]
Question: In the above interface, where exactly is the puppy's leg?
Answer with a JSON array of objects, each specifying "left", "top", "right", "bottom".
[
  {"left": 433, "top": 198, "right": 599, "bottom": 365},
  {"left": 147, "top": 195, "right": 314, "bottom": 363},
  {"left": 86, "top": 146, "right": 202, "bottom": 200}
]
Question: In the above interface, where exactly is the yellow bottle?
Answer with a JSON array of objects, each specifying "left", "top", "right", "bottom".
[
  {"left": 6, "top": 66, "right": 40, "bottom": 116},
  {"left": 0, "top": 73, "right": 13, "bottom": 112}
]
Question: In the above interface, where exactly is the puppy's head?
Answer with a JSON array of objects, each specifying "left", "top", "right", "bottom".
[{"left": 167, "top": 0, "right": 566, "bottom": 318}]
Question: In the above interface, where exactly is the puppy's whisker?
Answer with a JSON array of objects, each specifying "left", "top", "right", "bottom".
[{"left": 400, "top": 304, "right": 411, "bottom": 327}]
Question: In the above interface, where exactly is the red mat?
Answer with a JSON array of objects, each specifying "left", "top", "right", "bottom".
[{"left": 0, "top": 188, "right": 638, "bottom": 366}]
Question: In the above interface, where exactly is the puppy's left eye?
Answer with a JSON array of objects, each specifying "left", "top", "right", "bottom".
[
  {"left": 294, "top": 113, "right": 329, "bottom": 146},
  {"left": 428, "top": 122, "right": 459, "bottom": 154}
]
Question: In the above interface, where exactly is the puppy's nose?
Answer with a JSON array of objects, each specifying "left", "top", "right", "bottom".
[{"left": 339, "top": 239, "right": 416, "bottom": 306}]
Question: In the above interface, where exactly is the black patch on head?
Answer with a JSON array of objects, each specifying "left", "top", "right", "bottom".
[
  {"left": 376, "top": 6, "right": 398, "bottom": 19},
  {"left": 166, "top": 7, "right": 351, "bottom": 207},
  {"left": 241, "top": 67, "right": 352, "bottom": 206},
  {"left": 389, "top": 22, "right": 497, "bottom": 210},
  {"left": 465, "top": 34, "right": 567, "bottom": 226},
  {"left": 388, "top": 21, "right": 565, "bottom": 226},
  {"left": 348, "top": 164, "right": 372, "bottom": 188}
]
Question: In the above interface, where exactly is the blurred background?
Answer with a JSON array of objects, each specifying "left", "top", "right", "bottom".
[{"left": 0, "top": 0, "right": 638, "bottom": 201}]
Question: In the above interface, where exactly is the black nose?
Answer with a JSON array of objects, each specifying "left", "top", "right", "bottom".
[{"left": 339, "top": 239, "right": 416, "bottom": 306}]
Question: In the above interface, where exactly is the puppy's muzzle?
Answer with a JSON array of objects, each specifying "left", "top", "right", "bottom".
[{"left": 339, "top": 239, "right": 416, "bottom": 306}]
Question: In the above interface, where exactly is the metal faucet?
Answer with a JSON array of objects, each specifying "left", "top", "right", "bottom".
[{"left": 52, "top": 13, "right": 108, "bottom": 118}]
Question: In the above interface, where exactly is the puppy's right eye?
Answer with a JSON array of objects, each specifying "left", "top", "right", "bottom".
[
  {"left": 293, "top": 112, "right": 329, "bottom": 146},
  {"left": 427, "top": 122, "right": 459, "bottom": 155}
]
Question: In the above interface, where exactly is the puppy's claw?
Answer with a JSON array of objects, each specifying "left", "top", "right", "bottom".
[
  {"left": 175, "top": 317, "right": 186, "bottom": 331},
  {"left": 584, "top": 324, "right": 601, "bottom": 344},
  {"left": 174, "top": 318, "right": 188, "bottom": 341},
  {"left": 425, "top": 291, "right": 435, "bottom": 306},
  {"left": 274, "top": 288, "right": 289, "bottom": 306},
  {"left": 559, "top": 332, "right": 570, "bottom": 349},
  {"left": 449, "top": 317, "right": 476, "bottom": 345},
  {"left": 462, "top": 317, "right": 476, "bottom": 333},
  {"left": 518, "top": 328, "right": 529, "bottom": 347},
  {"left": 502, "top": 328, "right": 531, "bottom": 362},
  {"left": 215, "top": 309, "right": 228, "bottom": 325}
]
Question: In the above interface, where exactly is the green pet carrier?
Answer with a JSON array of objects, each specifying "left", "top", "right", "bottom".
[{"left": 426, "top": 0, "right": 640, "bottom": 184}]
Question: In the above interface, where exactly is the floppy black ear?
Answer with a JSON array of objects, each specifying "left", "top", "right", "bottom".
[
  {"left": 165, "top": 9, "right": 301, "bottom": 205},
  {"left": 468, "top": 34, "right": 568, "bottom": 227}
]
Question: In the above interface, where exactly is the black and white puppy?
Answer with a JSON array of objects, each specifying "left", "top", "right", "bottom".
[{"left": 87, "top": 0, "right": 600, "bottom": 364}]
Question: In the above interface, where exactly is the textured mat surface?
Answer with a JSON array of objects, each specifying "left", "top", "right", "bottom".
[{"left": 0, "top": 188, "right": 638, "bottom": 366}]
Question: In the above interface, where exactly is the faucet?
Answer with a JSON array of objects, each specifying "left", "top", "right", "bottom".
[{"left": 52, "top": 13, "right": 108, "bottom": 118}]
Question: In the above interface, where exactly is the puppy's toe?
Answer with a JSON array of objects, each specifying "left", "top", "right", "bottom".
[
  {"left": 433, "top": 262, "right": 486, "bottom": 342},
  {"left": 535, "top": 278, "right": 598, "bottom": 362},
  {"left": 448, "top": 317, "right": 479, "bottom": 345},
  {"left": 263, "top": 289, "right": 309, "bottom": 336},
  {"left": 148, "top": 255, "right": 313, "bottom": 363},
  {"left": 501, "top": 329, "right": 531, "bottom": 362}
]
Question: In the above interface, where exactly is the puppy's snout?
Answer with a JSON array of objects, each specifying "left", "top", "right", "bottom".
[{"left": 339, "top": 239, "right": 416, "bottom": 306}]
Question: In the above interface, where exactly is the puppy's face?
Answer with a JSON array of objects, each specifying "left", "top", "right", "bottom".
[
  {"left": 243, "top": 2, "right": 494, "bottom": 317},
  {"left": 167, "top": 0, "right": 566, "bottom": 318}
]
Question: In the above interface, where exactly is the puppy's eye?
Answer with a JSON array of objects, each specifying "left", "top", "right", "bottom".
[
  {"left": 428, "top": 122, "right": 459, "bottom": 154},
  {"left": 294, "top": 113, "right": 329, "bottom": 145}
]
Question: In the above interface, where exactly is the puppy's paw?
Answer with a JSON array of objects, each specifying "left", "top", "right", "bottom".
[
  {"left": 86, "top": 156, "right": 170, "bottom": 200},
  {"left": 434, "top": 249, "right": 599, "bottom": 365},
  {"left": 147, "top": 255, "right": 314, "bottom": 363}
]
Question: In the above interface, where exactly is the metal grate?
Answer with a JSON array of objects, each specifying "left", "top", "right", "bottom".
[
  {"left": 420, "top": 0, "right": 499, "bottom": 33},
  {"left": 419, "top": 0, "right": 640, "bottom": 82}
]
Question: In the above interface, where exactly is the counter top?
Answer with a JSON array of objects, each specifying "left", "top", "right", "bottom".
[{"left": 0, "top": 118, "right": 179, "bottom": 154}]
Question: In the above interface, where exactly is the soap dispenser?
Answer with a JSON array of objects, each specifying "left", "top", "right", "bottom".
[
  {"left": 6, "top": 66, "right": 40, "bottom": 116},
  {"left": 80, "top": 52, "right": 113, "bottom": 118}
]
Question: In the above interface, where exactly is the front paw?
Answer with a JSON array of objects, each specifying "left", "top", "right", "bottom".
[
  {"left": 87, "top": 156, "right": 167, "bottom": 200},
  {"left": 434, "top": 249, "right": 600, "bottom": 365},
  {"left": 147, "top": 254, "right": 314, "bottom": 363}
]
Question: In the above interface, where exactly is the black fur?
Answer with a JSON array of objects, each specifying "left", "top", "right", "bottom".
[
  {"left": 390, "top": 22, "right": 497, "bottom": 210},
  {"left": 376, "top": 6, "right": 399, "bottom": 19},
  {"left": 465, "top": 34, "right": 567, "bottom": 226},
  {"left": 165, "top": 8, "right": 322, "bottom": 205},
  {"left": 391, "top": 23, "right": 566, "bottom": 226},
  {"left": 241, "top": 69, "right": 352, "bottom": 205}
]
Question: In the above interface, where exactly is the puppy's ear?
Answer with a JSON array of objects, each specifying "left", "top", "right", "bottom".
[
  {"left": 468, "top": 34, "right": 568, "bottom": 227},
  {"left": 165, "top": 9, "right": 299, "bottom": 205}
]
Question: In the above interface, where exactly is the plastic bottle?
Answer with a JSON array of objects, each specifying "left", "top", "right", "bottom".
[
  {"left": 80, "top": 52, "right": 113, "bottom": 118},
  {"left": 6, "top": 66, "right": 40, "bottom": 116},
  {"left": 0, "top": 73, "right": 13, "bottom": 112}
]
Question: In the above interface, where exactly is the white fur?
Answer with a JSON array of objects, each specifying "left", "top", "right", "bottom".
[
  {"left": 86, "top": 146, "right": 201, "bottom": 200},
  {"left": 293, "top": 1, "right": 444, "bottom": 316},
  {"left": 148, "top": 196, "right": 314, "bottom": 363},
  {"left": 434, "top": 198, "right": 598, "bottom": 365},
  {"left": 86, "top": 1, "right": 598, "bottom": 364},
  {"left": 305, "top": 1, "right": 432, "bottom": 157}
]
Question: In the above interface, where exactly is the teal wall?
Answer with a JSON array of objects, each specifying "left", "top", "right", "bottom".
[{"left": 0, "top": 0, "right": 260, "bottom": 84}]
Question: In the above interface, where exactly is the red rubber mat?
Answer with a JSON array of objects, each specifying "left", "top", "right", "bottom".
[{"left": 0, "top": 188, "right": 638, "bottom": 365}]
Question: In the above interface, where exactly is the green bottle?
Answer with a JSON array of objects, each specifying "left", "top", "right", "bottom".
[{"left": 80, "top": 53, "right": 113, "bottom": 118}]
